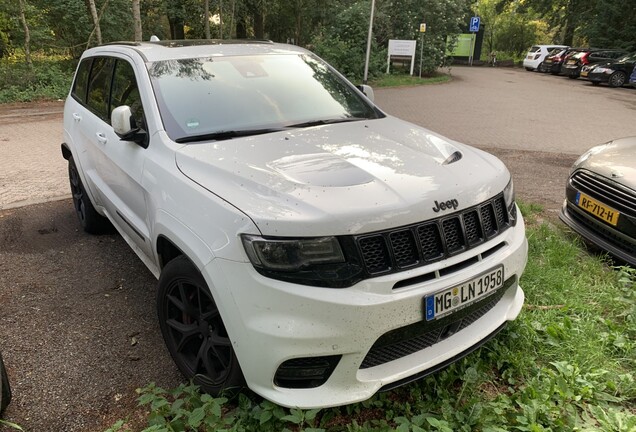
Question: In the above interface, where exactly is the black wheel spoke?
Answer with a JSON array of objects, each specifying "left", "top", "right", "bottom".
[{"left": 201, "top": 341, "right": 218, "bottom": 376}]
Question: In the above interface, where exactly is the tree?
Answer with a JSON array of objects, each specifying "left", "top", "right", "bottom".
[
  {"left": 87, "top": 0, "right": 103, "bottom": 45},
  {"left": 132, "top": 0, "right": 142, "bottom": 41},
  {"left": 18, "top": 0, "right": 32, "bottom": 65},
  {"left": 204, "top": 0, "right": 210, "bottom": 39}
]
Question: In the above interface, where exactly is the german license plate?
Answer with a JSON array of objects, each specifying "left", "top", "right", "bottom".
[
  {"left": 425, "top": 266, "right": 504, "bottom": 321},
  {"left": 575, "top": 192, "right": 620, "bottom": 226}
]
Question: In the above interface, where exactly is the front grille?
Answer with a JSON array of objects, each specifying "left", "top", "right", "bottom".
[
  {"left": 571, "top": 170, "right": 636, "bottom": 216},
  {"left": 355, "top": 195, "right": 510, "bottom": 276},
  {"left": 360, "top": 278, "right": 514, "bottom": 369}
]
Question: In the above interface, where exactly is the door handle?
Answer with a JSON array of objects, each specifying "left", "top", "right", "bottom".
[
  {"left": 95, "top": 132, "right": 107, "bottom": 144},
  {"left": 72, "top": 113, "right": 81, "bottom": 121}
]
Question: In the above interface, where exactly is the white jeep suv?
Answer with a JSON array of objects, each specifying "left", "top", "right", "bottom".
[{"left": 62, "top": 40, "right": 527, "bottom": 408}]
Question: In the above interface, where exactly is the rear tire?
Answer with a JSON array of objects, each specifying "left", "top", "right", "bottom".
[
  {"left": 0, "top": 351, "right": 11, "bottom": 416},
  {"left": 608, "top": 71, "right": 626, "bottom": 88},
  {"left": 525, "top": 67, "right": 533, "bottom": 71},
  {"left": 157, "top": 256, "right": 244, "bottom": 398},
  {"left": 68, "top": 157, "right": 110, "bottom": 234}
]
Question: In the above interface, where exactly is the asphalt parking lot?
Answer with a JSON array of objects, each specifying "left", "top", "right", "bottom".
[{"left": 1, "top": 66, "right": 635, "bottom": 431}]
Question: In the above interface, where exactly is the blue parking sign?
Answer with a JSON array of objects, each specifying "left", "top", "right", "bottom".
[{"left": 470, "top": 16, "right": 480, "bottom": 32}]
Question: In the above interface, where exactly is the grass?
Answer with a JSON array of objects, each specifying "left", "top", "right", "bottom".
[
  {"left": 370, "top": 73, "right": 451, "bottom": 88},
  {"left": 106, "top": 203, "right": 636, "bottom": 432}
]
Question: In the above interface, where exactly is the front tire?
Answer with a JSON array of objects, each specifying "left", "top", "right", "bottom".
[
  {"left": 608, "top": 71, "right": 626, "bottom": 88},
  {"left": 68, "top": 157, "right": 109, "bottom": 234},
  {"left": 157, "top": 256, "right": 244, "bottom": 397}
]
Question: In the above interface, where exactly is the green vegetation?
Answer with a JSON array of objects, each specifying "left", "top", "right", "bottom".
[
  {"left": 0, "top": 56, "right": 73, "bottom": 103},
  {"left": 107, "top": 208, "right": 636, "bottom": 432},
  {"left": 370, "top": 74, "right": 451, "bottom": 88}
]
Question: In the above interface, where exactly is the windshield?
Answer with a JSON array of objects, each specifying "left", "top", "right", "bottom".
[{"left": 147, "top": 54, "right": 381, "bottom": 142}]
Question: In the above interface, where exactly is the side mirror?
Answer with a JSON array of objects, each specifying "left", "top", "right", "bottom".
[
  {"left": 111, "top": 105, "right": 148, "bottom": 148},
  {"left": 0, "top": 351, "right": 11, "bottom": 416},
  {"left": 356, "top": 84, "right": 375, "bottom": 102}
]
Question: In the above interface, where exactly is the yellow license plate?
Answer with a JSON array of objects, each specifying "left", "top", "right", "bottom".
[
  {"left": 576, "top": 192, "right": 620, "bottom": 226},
  {"left": 581, "top": 71, "right": 588, "bottom": 77}
]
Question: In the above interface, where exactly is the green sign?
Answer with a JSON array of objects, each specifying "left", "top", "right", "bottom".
[{"left": 447, "top": 34, "right": 473, "bottom": 57}]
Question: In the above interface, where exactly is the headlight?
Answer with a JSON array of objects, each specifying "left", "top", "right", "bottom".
[
  {"left": 241, "top": 235, "right": 364, "bottom": 288},
  {"left": 242, "top": 236, "right": 344, "bottom": 271},
  {"left": 594, "top": 67, "right": 613, "bottom": 74},
  {"left": 503, "top": 178, "right": 517, "bottom": 226}
]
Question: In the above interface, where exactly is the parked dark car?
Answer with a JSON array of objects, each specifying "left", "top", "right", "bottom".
[
  {"left": 562, "top": 49, "right": 628, "bottom": 79},
  {"left": 0, "top": 351, "right": 11, "bottom": 416},
  {"left": 541, "top": 47, "right": 572, "bottom": 74},
  {"left": 560, "top": 137, "right": 636, "bottom": 267},
  {"left": 583, "top": 52, "right": 636, "bottom": 87}
]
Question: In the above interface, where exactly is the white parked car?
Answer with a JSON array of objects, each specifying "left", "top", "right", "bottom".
[
  {"left": 523, "top": 44, "right": 568, "bottom": 71},
  {"left": 62, "top": 40, "right": 527, "bottom": 408}
]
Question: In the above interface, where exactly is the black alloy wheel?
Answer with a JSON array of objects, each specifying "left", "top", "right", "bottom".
[
  {"left": 157, "top": 256, "right": 244, "bottom": 396},
  {"left": 68, "top": 157, "right": 109, "bottom": 234},
  {"left": 608, "top": 71, "right": 626, "bottom": 88}
]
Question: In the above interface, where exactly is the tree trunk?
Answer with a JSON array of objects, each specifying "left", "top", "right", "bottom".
[
  {"left": 229, "top": 0, "right": 235, "bottom": 38},
  {"left": 294, "top": 0, "right": 302, "bottom": 45},
  {"left": 204, "top": 0, "right": 210, "bottom": 39},
  {"left": 253, "top": 4, "right": 264, "bottom": 39},
  {"left": 168, "top": 16, "right": 185, "bottom": 39},
  {"left": 18, "top": 0, "right": 32, "bottom": 66},
  {"left": 132, "top": 0, "right": 142, "bottom": 41},
  {"left": 219, "top": 0, "right": 223, "bottom": 38},
  {"left": 87, "top": 0, "right": 102, "bottom": 45}
]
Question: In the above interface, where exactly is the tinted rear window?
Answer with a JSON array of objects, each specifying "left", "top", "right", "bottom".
[{"left": 529, "top": 46, "right": 540, "bottom": 53}]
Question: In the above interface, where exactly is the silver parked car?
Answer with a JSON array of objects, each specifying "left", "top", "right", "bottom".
[{"left": 560, "top": 137, "right": 636, "bottom": 266}]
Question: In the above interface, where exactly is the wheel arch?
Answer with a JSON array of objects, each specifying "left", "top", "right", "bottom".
[{"left": 153, "top": 210, "right": 215, "bottom": 272}]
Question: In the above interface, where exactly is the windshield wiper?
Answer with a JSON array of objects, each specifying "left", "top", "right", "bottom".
[
  {"left": 175, "top": 127, "right": 286, "bottom": 143},
  {"left": 286, "top": 117, "right": 365, "bottom": 129}
]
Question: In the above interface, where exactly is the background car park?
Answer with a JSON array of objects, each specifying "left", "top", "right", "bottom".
[
  {"left": 583, "top": 52, "right": 636, "bottom": 87},
  {"left": 561, "top": 49, "right": 628, "bottom": 79},
  {"left": 523, "top": 44, "right": 568, "bottom": 71}
]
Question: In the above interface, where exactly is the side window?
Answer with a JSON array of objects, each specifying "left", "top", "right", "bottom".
[
  {"left": 87, "top": 57, "right": 115, "bottom": 121},
  {"left": 111, "top": 60, "right": 146, "bottom": 130},
  {"left": 72, "top": 58, "right": 92, "bottom": 103}
]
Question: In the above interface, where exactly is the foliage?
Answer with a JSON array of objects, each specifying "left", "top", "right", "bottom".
[
  {"left": 0, "top": 56, "right": 74, "bottom": 102},
  {"left": 311, "top": 2, "right": 389, "bottom": 82},
  {"left": 108, "top": 212, "right": 636, "bottom": 432}
]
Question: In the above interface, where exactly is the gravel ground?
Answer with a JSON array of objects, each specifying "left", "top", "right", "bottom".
[{"left": 0, "top": 201, "right": 181, "bottom": 431}]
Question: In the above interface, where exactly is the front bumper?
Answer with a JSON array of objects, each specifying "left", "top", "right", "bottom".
[
  {"left": 560, "top": 201, "right": 636, "bottom": 266},
  {"left": 203, "top": 213, "right": 527, "bottom": 408},
  {"left": 586, "top": 71, "right": 610, "bottom": 83}
]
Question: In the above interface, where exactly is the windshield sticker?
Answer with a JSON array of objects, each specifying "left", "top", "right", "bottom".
[{"left": 186, "top": 119, "right": 200, "bottom": 129}]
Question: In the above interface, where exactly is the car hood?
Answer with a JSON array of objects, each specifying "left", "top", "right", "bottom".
[
  {"left": 175, "top": 116, "right": 510, "bottom": 236},
  {"left": 574, "top": 137, "right": 636, "bottom": 191}
]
